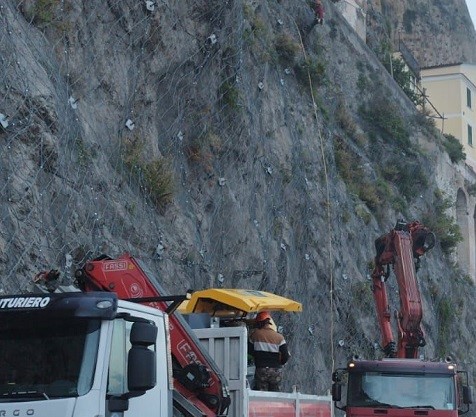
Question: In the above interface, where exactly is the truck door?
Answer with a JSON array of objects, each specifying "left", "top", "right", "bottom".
[{"left": 106, "top": 314, "right": 169, "bottom": 417}]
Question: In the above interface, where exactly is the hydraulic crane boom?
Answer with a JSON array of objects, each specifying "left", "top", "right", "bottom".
[
  {"left": 371, "top": 220, "right": 436, "bottom": 358},
  {"left": 331, "top": 220, "right": 473, "bottom": 417},
  {"left": 75, "top": 253, "right": 230, "bottom": 417}
]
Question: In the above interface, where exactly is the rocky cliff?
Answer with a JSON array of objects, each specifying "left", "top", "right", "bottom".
[
  {"left": 368, "top": 0, "right": 476, "bottom": 67},
  {"left": 1, "top": 0, "right": 476, "bottom": 397}
]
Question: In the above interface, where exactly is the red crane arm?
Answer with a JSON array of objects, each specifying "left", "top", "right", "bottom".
[
  {"left": 371, "top": 264, "right": 394, "bottom": 357},
  {"left": 371, "top": 220, "right": 435, "bottom": 358}
]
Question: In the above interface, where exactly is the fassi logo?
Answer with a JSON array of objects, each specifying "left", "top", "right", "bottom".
[{"left": 103, "top": 261, "right": 127, "bottom": 271}]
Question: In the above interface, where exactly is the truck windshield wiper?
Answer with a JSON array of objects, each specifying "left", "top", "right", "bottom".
[
  {"left": 365, "top": 401, "right": 401, "bottom": 408},
  {"left": 401, "top": 405, "right": 436, "bottom": 409},
  {"left": 0, "top": 390, "right": 50, "bottom": 401}
]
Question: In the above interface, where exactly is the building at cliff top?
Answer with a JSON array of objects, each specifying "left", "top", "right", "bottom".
[{"left": 421, "top": 63, "right": 476, "bottom": 171}]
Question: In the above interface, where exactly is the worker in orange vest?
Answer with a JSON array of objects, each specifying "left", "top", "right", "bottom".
[{"left": 248, "top": 311, "right": 290, "bottom": 392}]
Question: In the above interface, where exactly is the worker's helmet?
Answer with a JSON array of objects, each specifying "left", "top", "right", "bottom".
[{"left": 256, "top": 311, "right": 272, "bottom": 323}]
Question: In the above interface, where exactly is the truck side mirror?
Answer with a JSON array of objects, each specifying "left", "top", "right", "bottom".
[
  {"left": 332, "top": 382, "right": 342, "bottom": 402},
  {"left": 128, "top": 321, "right": 158, "bottom": 392},
  {"left": 462, "top": 385, "right": 474, "bottom": 405},
  {"left": 108, "top": 321, "right": 158, "bottom": 413},
  {"left": 130, "top": 320, "right": 158, "bottom": 345}
]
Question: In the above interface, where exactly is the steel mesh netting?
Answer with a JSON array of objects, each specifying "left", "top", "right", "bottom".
[
  {"left": 0, "top": 0, "right": 255, "bottom": 291},
  {"left": 0, "top": 0, "right": 371, "bottom": 394}
]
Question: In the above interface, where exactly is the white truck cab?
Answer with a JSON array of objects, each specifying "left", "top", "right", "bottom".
[{"left": 0, "top": 292, "right": 172, "bottom": 417}]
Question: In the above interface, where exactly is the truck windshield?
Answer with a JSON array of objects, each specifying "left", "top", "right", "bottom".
[
  {"left": 348, "top": 372, "right": 456, "bottom": 410},
  {"left": 0, "top": 316, "right": 100, "bottom": 401}
]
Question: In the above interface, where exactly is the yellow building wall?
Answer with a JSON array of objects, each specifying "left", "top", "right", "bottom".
[
  {"left": 460, "top": 66, "right": 476, "bottom": 166},
  {"left": 423, "top": 77, "right": 461, "bottom": 116},
  {"left": 421, "top": 64, "right": 476, "bottom": 170},
  {"left": 462, "top": 64, "right": 476, "bottom": 85},
  {"left": 439, "top": 118, "right": 463, "bottom": 141}
]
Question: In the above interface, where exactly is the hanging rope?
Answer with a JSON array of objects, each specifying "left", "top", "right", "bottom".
[{"left": 292, "top": 17, "right": 336, "bottom": 373}]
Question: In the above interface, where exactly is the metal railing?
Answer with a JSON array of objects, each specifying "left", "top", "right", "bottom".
[{"left": 398, "top": 39, "right": 421, "bottom": 80}]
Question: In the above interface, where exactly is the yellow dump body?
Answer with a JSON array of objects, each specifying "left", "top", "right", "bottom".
[{"left": 178, "top": 288, "right": 302, "bottom": 317}]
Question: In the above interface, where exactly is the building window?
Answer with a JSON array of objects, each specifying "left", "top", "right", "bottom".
[
  {"left": 468, "top": 124, "right": 473, "bottom": 146},
  {"left": 467, "top": 87, "right": 472, "bottom": 109}
]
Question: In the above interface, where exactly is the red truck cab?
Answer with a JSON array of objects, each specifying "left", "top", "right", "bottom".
[{"left": 332, "top": 358, "right": 473, "bottom": 417}]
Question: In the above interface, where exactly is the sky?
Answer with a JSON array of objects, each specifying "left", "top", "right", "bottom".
[{"left": 468, "top": 0, "right": 476, "bottom": 30}]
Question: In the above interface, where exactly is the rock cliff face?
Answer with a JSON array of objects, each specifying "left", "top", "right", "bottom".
[
  {"left": 368, "top": 0, "right": 476, "bottom": 67},
  {"left": 1, "top": 0, "right": 476, "bottom": 395}
]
